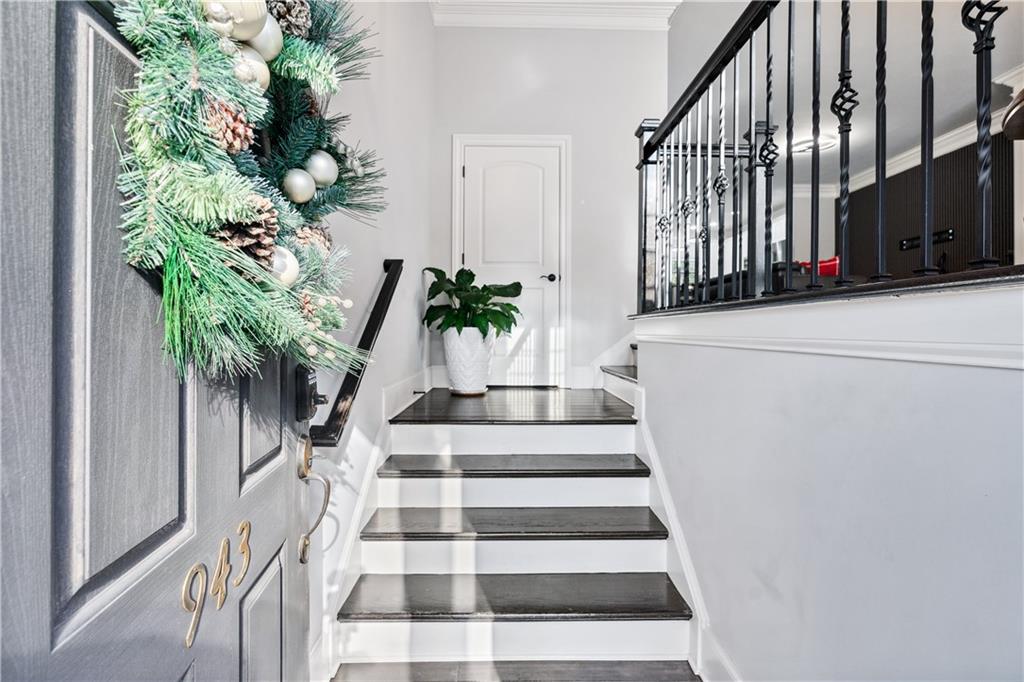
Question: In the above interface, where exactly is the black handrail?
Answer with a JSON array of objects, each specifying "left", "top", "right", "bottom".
[
  {"left": 644, "top": 1, "right": 778, "bottom": 161},
  {"left": 310, "top": 259, "right": 404, "bottom": 446}
]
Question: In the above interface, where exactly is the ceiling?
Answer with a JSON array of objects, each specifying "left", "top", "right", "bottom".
[{"left": 429, "top": 1, "right": 681, "bottom": 31}]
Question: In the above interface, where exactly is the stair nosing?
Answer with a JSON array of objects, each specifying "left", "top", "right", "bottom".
[{"left": 599, "top": 365, "right": 638, "bottom": 384}]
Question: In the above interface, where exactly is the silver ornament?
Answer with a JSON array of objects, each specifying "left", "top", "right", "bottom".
[
  {"left": 304, "top": 150, "right": 339, "bottom": 188},
  {"left": 347, "top": 156, "right": 365, "bottom": 178},
  {"left": 218, "top": 37, "right": 240, "bottom": 56},
  {"left": 236, "top": 45, "right": 270, "bottom": 91},
  {"left": 233, "top": 59, "right": 257, "bottom": 83},
  {"left": 282, "top": 169, "right": 316, "bottom": 204},
  {"left": 245, "top": 14, "right": 283, "bottom": 62},
  {"left": 203, "top": 0, "right": 268, "bottom": 41},
  {"left": 204, "top": 1, "right": 232, "bottom": 22},
  {"left": 209, "top": 19, "right": 234, "bottom": 37},
  {"left": 269, "top": 245, "right": 300, "bottom": 287}
]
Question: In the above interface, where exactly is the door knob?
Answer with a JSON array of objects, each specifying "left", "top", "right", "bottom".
[
  {"left": 297, "top": 435, "right": 331, "bottom": 564},
  {"left": 540, "top": 273, "right": 557, "bottom": 282}
]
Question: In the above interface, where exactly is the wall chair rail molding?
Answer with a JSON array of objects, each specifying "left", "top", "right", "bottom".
[
  {"left": 429, "top": 1, "right": 679, "bottom": 31},
  {"left": 635, "top": 284, "right": 1024, "bottom": 371}
]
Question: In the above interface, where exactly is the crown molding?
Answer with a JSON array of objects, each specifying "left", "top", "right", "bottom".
[{"left": 429, "top": 1, "right": 680, "bottom": 31}]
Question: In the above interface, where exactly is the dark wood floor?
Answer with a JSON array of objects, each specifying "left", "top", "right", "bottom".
[
  {"left": 390, "top": 388, "right": 636, "bottom": 425},
  {"left": 334, "top": 659, "right": 700, "bottom": 681},
  {"left": 360, "top": 507, "right": 669, "bottom": 541},
  {"left": 338, "top": 572, "right": 692, "bottom": 622},
  {"left": 378, "top": 453, "right": 650, "bottom": 478}
]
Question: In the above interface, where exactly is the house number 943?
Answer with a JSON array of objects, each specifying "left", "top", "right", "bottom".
[{"left": 180, "top": 520, "right": 252, "bottom": 648}]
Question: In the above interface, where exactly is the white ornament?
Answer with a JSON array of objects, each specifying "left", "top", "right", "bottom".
[
  {"left": 341, "top": 299, "right": 353, "bottom": 309},
  {"left": 233, "top": 59, "right": 257, "bottom": 83},
  {"left": 236, "top": 45, "right": 270, "bottom": 91},
  {"left": 209, "top": 19, "right": 234, "bottom": 37},
  {"left": 245, "top": 14, "right": 282, "bottom": 62},
  {"left": 204, "top": 0, "right": 267, "bottom": 41},
  {"left": 306, "top": 345, "right": 319, "bottom": 356},
  {"left": 324, "top": 350, "right": 336, "bottom": 361},
  {"left": 269, "top": 245, "right": 300, "bottom": 287},
  {"left": 218, "top": 37, "right": 240, "bottom": 56},
  {"left": 304, "top": 150, "right": 339, "bottom": 188},
  {"left": 282, "top": 169, "right": 316, "bottom": 204}
]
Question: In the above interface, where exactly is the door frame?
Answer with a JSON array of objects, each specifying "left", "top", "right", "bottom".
[{"left": 451, "top": 133, "right": 572, "bottom": 387}]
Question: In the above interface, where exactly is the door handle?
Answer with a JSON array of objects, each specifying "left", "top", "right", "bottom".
[
  {"left": 540, "top": 273, "right": 557, "bottom": 282},
  {"left": 297, "top": 435, "right": 331, "bottom": 564}
]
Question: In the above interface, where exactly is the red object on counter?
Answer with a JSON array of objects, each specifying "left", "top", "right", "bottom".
[{"left": 798, "top": 255, "right": 839, "bottom": 276}]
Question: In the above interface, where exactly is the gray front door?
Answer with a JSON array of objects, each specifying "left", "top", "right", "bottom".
[{"left": 2, "top": 3, "right": 311, "bottom": 679}]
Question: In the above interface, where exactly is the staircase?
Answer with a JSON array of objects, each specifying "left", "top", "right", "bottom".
[{"left": 333, "top": 387, "right": 697, "bottom": 682}]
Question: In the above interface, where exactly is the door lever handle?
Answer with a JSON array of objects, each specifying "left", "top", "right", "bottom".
[
  {"left": 540, "top": 273, "right": 557, "bottom": 282},
  {"left": 297, "top": 435, "right": 331, "bottom": 564}
]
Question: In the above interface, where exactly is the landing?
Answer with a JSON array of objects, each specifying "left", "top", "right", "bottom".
[{"left": 390, "top": 387, "right": 636, "bottom": 425}]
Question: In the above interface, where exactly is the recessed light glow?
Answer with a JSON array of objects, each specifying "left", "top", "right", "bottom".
[{"left": 792, "top": 134, "right": 838, "bottom": 153}]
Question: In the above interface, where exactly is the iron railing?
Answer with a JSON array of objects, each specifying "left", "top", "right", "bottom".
[{"left": 636, "top": 0, "right": 1020, "bottom": 314}]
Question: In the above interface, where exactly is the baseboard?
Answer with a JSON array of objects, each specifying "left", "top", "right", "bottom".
[
  {"left": 316, "top": 369, "right": 427, "bottom": 681},
  {"left": 635, "top": 390, "right": 715, "bottom": 677},
  {"left": 697, "top": 627, "right": 742, "bottom": 682}
]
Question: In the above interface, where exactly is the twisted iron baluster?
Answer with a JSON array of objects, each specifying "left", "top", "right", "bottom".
[
  {"left": 962, "top": 0, "right": 1008, "bottom": 268},
  {"left": 760, "top": 8, "right": 778, "bottom": 297},
  {"left": 915, "top": 0, "right": 939, "bottom": 276},
  {"left": 830, "top": 0, "right": 858, "bottom": 287},
  {"left": 731, "top": 58, "right": 741, "bottom": 300},
  {"left": 683, "top": 113, "right": 695, "bottom": 305},
  {"left": 871, "top": 0, "right": 892, "bottom": 281},
  {"left": 695, "top": 97, "right": 704, "bottom": 303},
  {"left": 808, "top": 0, "right": 823, "bottom": 289},
  {"left": 715, "top": 72, "right": 729, "bottom": 301},
  {"left": 703, "top": 89, "right": 712, "bottom": 302}
]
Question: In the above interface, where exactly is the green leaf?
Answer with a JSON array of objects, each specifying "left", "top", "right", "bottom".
[
  {"left": 485, "top": 282, "right": 522, "bottom": 298},
  {"left": 422, "top": 304, "right": 451, "bottom": 328},
  {"left": 454, "top": 268, "right": 475, "bottom": 287},
  {"left": 471, "top": 313, "right": 490, "bottom": 337}
]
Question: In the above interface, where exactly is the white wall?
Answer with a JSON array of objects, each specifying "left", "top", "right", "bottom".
[
  {"left": 307, "top": 3, "right": 435, "bottom": 677},
  {"left": 429, "top": 27, "right": 667, "bottom": 382},
  {"left": 636, "top": 284, "right": 1024, "bottom": 681}
]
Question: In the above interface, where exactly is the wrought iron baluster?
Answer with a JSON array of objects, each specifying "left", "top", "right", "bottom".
[
  {"left": 715, "top": 72, "right": 729, "bottom": 301},
  {"left": 808, "top": 0, "right": 823, "bottom": 289},
  {"left": 962, "top": 0, "right": 1007, "bottom": 269},
  {"left": 915, "top": 0, "right": 939, "bottom": 276},
  {"left": 746, "top": 34, "right": 757, "bottom": 298},
  {"left": 703, "top": 88, "right": 713, "bottom": 302},
  {"left": 761, "top": 8, "right": 778, "bottom": 297},
  {"left": 871, "top": 0, "right": 892, "bottom": 281},
  {"left": 731, "top": 58, "right": 741, "bottom": 300},
  {"left": 669, "top": 126, "right": 678, "bottom": 305},
  {"left": 675, "top": 125, "right": 684, "bottom": 305},
  {"left": 695, "top": 97, "right": 703, "bottom": 303},
  {"left": 783, "top": 0, "right": 796, "bottom": 292},
  {"left": 830, "top": 0, "right": 858, "bottom": 287},
  {"left": 683, "top": 113, "right": 694, "bottom": 305}
]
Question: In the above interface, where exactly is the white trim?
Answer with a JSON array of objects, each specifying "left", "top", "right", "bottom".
[
  {"left": 451, "top": 134, "right": 573, "bottom": 388},
  {"left": 994, "top": 64, "right": 1024, "bottom": 264},
  {"left": 635, "top": 283, "right": 1024, "bottom": 370},
  {"left": 429, "top": 1, "right": 678, "bottom": 31}
]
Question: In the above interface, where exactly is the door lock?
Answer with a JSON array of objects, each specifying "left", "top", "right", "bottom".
[
  {"left": 296, "top": 365, "right": 328, "bottom": 422},
  {"left": 540, "top": 273, "right": 557, "bottom": 282}
]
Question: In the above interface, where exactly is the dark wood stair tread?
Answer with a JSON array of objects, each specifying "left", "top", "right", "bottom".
[
  {"left": 378, "top": 453, "right": 650, "bottom": 478},
  {"left": 390, "top": 388, "right": 636, "bottom": 424},
  {"left": 338, "top": 572, "right": 692, "bottom": 621},
  {"left": 360, "top": 507, "right": 668, "bottom": 541},
  {"left": 600, "top": 365, "right": 638, "bottom": 383},
  {"left": 334, "top": 659, "right": 699, "bottom": 681}
]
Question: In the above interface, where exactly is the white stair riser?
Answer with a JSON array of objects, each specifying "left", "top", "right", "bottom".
[
  {"left": 360, "top": 539, "right": 667, "bottom": 574},
  {"left": 390, "top": 424, "right": 635, "bottom": 455},
  {"left": 335, "top": 620, "right": 690, "bottom": 663},
  {"left": 601, "top": 373, "right": 637, "bottom": 407},
  {"left": 377, "top": 476, "right": 649, "bottom": 508}
]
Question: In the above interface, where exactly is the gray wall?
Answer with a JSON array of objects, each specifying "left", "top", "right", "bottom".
[{"left": 639, "top": 293, "right": 1024, "bottom": 680}]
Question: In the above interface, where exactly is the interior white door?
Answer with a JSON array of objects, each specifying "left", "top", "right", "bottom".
[{"left": 461, "top": 143, "right": 563, "bottom": 386}]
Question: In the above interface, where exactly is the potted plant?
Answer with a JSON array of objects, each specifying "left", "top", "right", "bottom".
[{"left": 422, "top": 267, "right": 522, "bottom": 395}]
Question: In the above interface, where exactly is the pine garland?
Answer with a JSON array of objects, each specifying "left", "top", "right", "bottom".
[{"left": 115, "top": 0, "right": 385, "bottom": 378}]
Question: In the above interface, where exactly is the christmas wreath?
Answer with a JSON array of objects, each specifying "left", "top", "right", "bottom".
[{"left": 115, "top": 0, "right": 385, "bottom": 378}]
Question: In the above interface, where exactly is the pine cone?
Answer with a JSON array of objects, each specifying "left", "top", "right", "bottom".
[
  {"left": 299, "top": 291, "right": 317, "bottom": 319},
  {"left": 295, "top": 224, "right": 332, "bottom": 252},
  {"left": 268, "top": 0, "right": 311, "bottom": 38},
  {"left": 207, "top": 100, "right": 254, "bottom": 155},
  {"left": 306, "top": 92, "right": 321, "bottom": 118},
  {"left": 215, "top": 196, "right": 279, "bottom": 268}
]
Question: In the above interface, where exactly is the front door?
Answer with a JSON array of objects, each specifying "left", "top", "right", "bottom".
[
  {"left": 1, "top": 4, "right": 312, "bottom": 680},
  {"left": 458, "top": 138, "right": 566, "bottom": 386}
]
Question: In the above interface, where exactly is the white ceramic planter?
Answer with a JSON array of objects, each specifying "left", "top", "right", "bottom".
[{"left": 442, "top": 327, "right": 495, "bottom": 395}]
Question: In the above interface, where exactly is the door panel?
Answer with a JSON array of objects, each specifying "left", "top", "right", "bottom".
[
  {"left": 462, "top": 143, "right": 564, "bottom": 386},
  {"left": 1, "top": 4, "right": 311, "bottom": 680}
]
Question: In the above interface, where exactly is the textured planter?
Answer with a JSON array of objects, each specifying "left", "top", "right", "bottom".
[{"left": 442, "top": 327, "right": 494, "bottom": 395}]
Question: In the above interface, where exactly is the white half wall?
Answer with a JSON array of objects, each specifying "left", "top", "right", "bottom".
[
  {"left": 635, "top": 283, "right": 1024, "bottom": 681},
  {"left": 429, "top": 26, "right": 667, "bottom": 382}
]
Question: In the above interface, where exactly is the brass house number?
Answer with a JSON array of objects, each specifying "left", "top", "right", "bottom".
[{"left": 180, "top": 520, "right": 253, "bottom": 648}]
